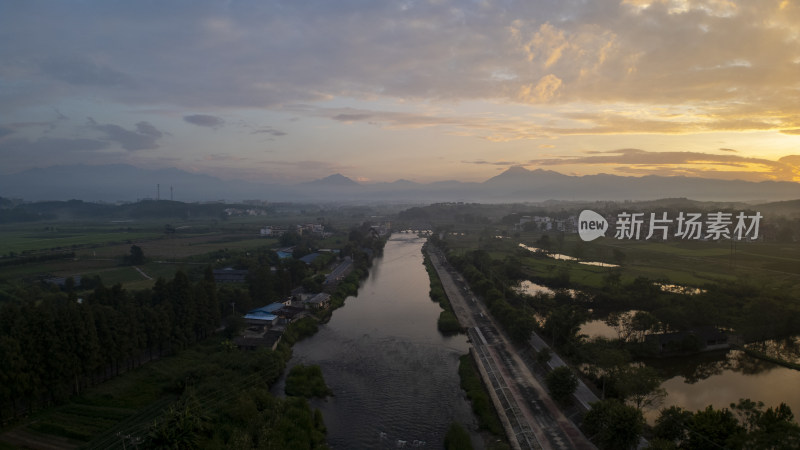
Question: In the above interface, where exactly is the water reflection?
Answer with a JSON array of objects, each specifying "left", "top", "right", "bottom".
[
  {"left": 644, "top": 348, "right": 800, "bottom": 422},
  {"left": 518, "top": 243, "right": 619, "bottom": 267},
  {"left": 746, "top": 337, "right": 800, "bottom": 365},
  {"left": 657, "top": 283, "right": 706, "bottom": 295},
  {"left": 514, "top": 280, "right": 580, "bottom": 300},
  {"left": 282, "top": 234, "right": 478, "bottom": 449},
  {"left": 580, "top": 319, "right": 618, "bottom": 340}
]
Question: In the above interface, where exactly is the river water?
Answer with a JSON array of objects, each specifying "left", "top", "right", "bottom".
[{"left": 280, "top": 234, "right": 479, "bottom": 449}]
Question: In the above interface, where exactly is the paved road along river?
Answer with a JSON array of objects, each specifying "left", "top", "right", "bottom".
[{"left": 428, "top": 246, "right": 595, "bottom": 450}]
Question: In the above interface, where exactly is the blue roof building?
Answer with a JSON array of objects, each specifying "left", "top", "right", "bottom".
[
  {"left": 243, "top": 311, "right": 278, "bottom": 322},
  {"left": 299, "top": 253, "right": 321, "bottom": 265},
  {"left": 248, "top": 303, "right": 284, "bottom": 315}
]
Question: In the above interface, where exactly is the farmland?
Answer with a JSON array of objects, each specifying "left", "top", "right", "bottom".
[{"left": 0, "top": 200, "right": 379, "bottom": 290}]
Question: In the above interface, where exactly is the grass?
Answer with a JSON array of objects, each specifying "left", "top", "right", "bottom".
[
  {"left": 458, "top": 354, "right": 507, "bottom": 441},
  {"left": 0, "top": 228, "right": 162, "bottom": 256},
  {"left": 444, "top": 231, "right": 800, "bottom": 295},
  {"left": 0, "top": 224, "right": 280, "bottom": 289}
]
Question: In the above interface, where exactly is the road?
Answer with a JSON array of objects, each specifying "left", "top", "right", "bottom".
[{"left": 428, "top": 248, "right": 595, "bottom": 450}]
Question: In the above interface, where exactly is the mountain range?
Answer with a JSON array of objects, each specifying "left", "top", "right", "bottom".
[{"left": 1, "top": 164, "right": 798, "bottom": 203}]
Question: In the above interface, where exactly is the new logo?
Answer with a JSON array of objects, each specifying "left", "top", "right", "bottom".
[{"left": 578, "top": 210, "right": 608, "bottom": 241}]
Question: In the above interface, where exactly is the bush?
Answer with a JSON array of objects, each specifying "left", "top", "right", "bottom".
[
  {"left": 285, "top": 364, "right": 332, "bottom": 398},
  {"left": 545, "top": 366, "right": 578, "bottom": 404},
  {"left": 583, "top": 399, "right": 644, "bottom": 450},
  {"left": 444, "top": 423, "right": 473, "bottom": 450},
  {"left": 458, "top": 355, "right": 505, "bottom": 437},
  {"left": 437, "top": 310, "right": 462, "bottom": 333}
]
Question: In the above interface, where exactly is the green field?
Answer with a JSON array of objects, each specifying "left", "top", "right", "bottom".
[
  {"left": 0, "top": 218, "right": 284, "bottom": 289},
  {"left": 442, "top": 229, "right": 800, "bottom": 295},
  {"left": 0, "top": 228, "right": 163, "bottom": 256}
]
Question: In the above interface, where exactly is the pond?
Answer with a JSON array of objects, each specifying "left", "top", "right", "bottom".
[{"left": 518, "top": 243, "right": 620, "bottom": 267}]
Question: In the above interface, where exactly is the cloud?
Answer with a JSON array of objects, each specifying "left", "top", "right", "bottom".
[
  {"left": 184, "top": 114, "right": 225, "bottom": 128},
  {"left": 0, "top": 136, "right": 109, "bottom": 155},
  {"left": 518, "top": 74, "right": 563, "bottom": 103},
  {"left": 251, "top": 126, "right": 287, "bottom": 137},
  {"left": 332, "top": 114, "right": 372, "bottom": 122},
  {"left": 40, "top": 56, "right": 130, "bottom": 87},
  {"left": 1, "top": 0, "right": 798, "bottom": 119},
  {"left": 136, "top": 121, "right": 163, "bottom": 138},
  {"left": 261, "top": 159, "right": 354, "bottom": 173},
  {"left": 92, "top": 122, "right": 163, "bottom": 151},
  {"left": 2, "top": 0, "right": 800, "bottom": 180},
  {"left": 462, "top": 159, "right": 521, "bottom": 166},
  {"left": 527, "top": 148, "right": 800, "bottom": 181}
]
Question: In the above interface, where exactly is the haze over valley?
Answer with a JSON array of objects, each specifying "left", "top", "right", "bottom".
[{"left": 3, "top": 164, "right": 799, "bottom": 203}]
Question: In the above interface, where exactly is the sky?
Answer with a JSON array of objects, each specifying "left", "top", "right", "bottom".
[{"left": 1, "top": 0, "right": 799, "bottom": 184}]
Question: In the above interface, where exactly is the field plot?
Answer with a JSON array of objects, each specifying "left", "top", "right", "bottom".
[
  {"left": 444, "top": 231, "right": 800, "bottom": 294},
  {"left": 0, "top": 220, "right": 278, "bottom": 289},
  {"left": 0, "top": 227, "right": 162, "bottom": 256},
  {"left": 0, "top": 337, "right": 216, "bottom": 449}
]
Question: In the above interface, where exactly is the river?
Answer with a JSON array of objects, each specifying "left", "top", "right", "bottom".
[{"left": 278, "top": 234, "right": 479, "bottom": 449}]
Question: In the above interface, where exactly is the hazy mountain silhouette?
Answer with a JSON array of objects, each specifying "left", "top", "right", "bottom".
[
  {"left": 2, "top": 164, "right": 798, "bottom": 203},
  {"left": 299, "top": 173, "right": 362, "bottom": 188}
]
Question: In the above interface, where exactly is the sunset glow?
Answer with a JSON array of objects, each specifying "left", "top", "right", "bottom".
[{"left": 1, "top": 0, "right": 799, "bottom": 184}]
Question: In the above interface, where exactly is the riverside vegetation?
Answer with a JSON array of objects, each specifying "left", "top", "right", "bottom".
[
  {"left": 410, "top": 201, "right": 800, "bottom": 449},
  {"left": 0, "top": 210, "right": 386, "bottom": 449}
]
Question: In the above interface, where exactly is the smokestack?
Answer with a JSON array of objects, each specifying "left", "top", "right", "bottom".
[
  {"left": 157, "top": 183, "right": 160, "bottom": 201},
  {"left": 171, "top": 185, "right": 173, "bottom": 201}
]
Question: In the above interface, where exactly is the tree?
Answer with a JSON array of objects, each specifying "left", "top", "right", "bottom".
[
  {"left": 145, "top": 394, "right": 208, "bottom": 449},
  {"left": 542, "top": 305, "right": 587, "bottom": 348},
  {"left": 583, "top": 399, "right": 644, "bottom": 450},
  {"left": 731, "top": 399, "right": 800, "bottom": 449},
  {"left": 612, "top": 248, "right": 626, "bottom": 265},
  {"left": 545, "top": 366, "right": 578, "bottom": 404},
  {"left": 128, "top": 245, "right": 145, "bottom": 265},
  {"left": 653, "top": 406, "right": 692, "bottom": 445},
  {"left": 580, "top": 338, "right": 630, "bottom": 399},
  {"left": 613, "top": 365, "right": 666, "bottom": 410},
  {"left": 535, "top": 234, "right": 552, "bottom": 251},
  {"left": 685, "top": 405, "right": 744, "bottom": 450},
  {"left": 536, "top": 348, "right": 552, "bottom": 366}
]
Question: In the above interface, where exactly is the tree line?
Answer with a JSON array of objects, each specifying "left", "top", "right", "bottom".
[
  {"left": 0, "top": 268, "right": 222, "bottom": 421},
  {"left": 429, "top": 235, "right": 536, "bottom": 343}
]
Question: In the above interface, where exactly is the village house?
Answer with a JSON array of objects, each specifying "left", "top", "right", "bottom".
[
  {"left": 304, "top": 292, "right": 331, "bottom": 311},
  {"left": 646, "top": 327, "right": 730, "bottom": 355},
  {"left": 234, "top": 329, "right": 283, "bottom": 351}
]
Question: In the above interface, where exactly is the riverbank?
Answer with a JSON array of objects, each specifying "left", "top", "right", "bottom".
[
  {"left": 278, "top": 234, "right": 479, "bottom": 449},
  {"left": 734, "top": 344, "right": 800, "bottom": 371},
  {"left": 423, "top": 243, "right": 462, "bottom": 333},
  {"left": 426, "top": 245, "right": 595, "bottom": 449}
]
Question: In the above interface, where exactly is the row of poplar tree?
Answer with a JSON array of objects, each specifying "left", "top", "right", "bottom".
[{"left": 0, "top": 268, "right": 221, "bottom": 421}]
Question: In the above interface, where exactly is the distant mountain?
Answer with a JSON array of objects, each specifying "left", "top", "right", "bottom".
[
  {"left": 1, "top": 164, "right": 798, "bottom": 203},
  {"left": 0, "top": 164, "right": 277, "bottom": 203},
  {"left": 300, "top": 173, "right": 361, "bottom": 188},
  {"left": 753, "top": 198, "right": 800, "bottom": 217},
  {"left": 484, "top": 166, "right": 570, "bottom": 189}
]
